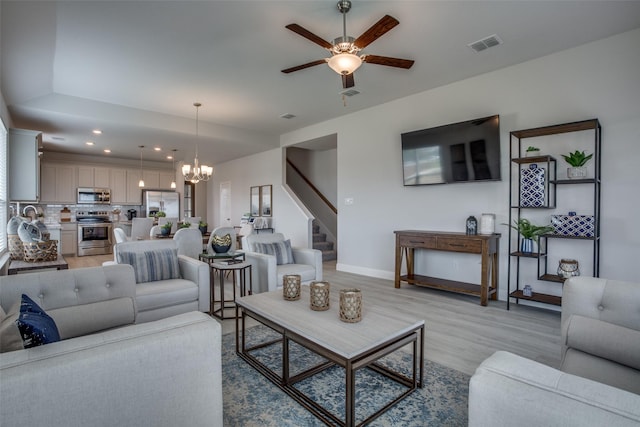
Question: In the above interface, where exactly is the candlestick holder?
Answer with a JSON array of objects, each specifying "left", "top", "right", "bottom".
[
  {"left": 339, "top": 289, "right": 362, "bottom": 323},
  {"left": 310, "top": 281, "right": 330, "bottom": 311},
  {"left": 283, "top": 274, "right": 301, "bottom": 301}
]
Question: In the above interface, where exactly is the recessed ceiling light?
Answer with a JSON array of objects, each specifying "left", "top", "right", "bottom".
[
  {"left": 103, "top": 149, "right": 111, "bottom": 153},
  {"left": 167, "top": 155, "right": 173, "bottom": 160},
  {"left": 85, "top": 141, "right": 95, "bottom": 146},
  {"left": 154, "top": 147, "right": 162, "bottom": 151},
  {"left": 51, "top": 136, "right": 65, "bottom": 141},
  {"left": 92, "top": 129, "right": 102, "bottom": 135}
]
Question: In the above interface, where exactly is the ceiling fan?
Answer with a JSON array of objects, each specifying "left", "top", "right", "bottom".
[{"left": 281, "top": 0, "right": 414, "bottom": 89}]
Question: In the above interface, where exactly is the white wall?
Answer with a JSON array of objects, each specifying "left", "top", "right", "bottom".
[
  {"left": 215, "top": 28, "right": 640, "bottom": 298},
  {"left": 208, "top": 148, "right": 311, "bottom": 247}
]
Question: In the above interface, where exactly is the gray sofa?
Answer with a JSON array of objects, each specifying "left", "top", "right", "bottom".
[
  {"left": 108, "top": 239, "right": 210, "bottom": 321},
  {"left": 469, "top": 276, "right": 640, "bottom": 426},
  {"left": 0, "top": 265, "right": 222, "bottom": 426}
]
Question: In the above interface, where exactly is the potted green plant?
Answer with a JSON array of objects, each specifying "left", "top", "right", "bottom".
[
  {"left": 198, "top": 220, "right": 208, "bottom": 235},
  {"left": 160, "top": 221, "right": 172, "bottom": 236},
  {"left": 525, "top": 146, "right": 540, "bottom": 157},
  {"left": 155, "top": 211, "right": 166, "bottom": 218},
  {"left": 179, "top": 222, "right": 191, "bottom": 229},
  {"left": 506, "top": 218, "right": 554, "bottom": 253},
  {"left": 562, "top": 150, "right": 593, "bottom": 179}
]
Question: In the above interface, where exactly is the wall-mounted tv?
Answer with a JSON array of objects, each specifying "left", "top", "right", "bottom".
[{"left": 401, "top": 115, "right": 501, "bottom": 186}]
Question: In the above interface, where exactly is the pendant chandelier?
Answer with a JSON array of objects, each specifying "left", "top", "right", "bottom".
[
  {"left": 169, "top": 149, "right": 177, "bottom": 189},
  {"left": 138, "top": 145, "right": 145, "bottom": 188},
  {"left": 182, "top": 102, "right": 213, "bottom": 183}
]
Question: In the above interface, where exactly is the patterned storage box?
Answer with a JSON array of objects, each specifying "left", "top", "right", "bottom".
[
  {"left": 551, "top": 215, "right": 595, "bottom": 237},
  {"left": 520, "top": 164, "right": 546, "bottom": 207}
]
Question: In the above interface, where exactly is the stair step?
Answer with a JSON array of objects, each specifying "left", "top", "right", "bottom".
[
  {"left": 312, "top": 233, "right": 326, "bottom": 243},
  {"left": 312, "top": 224, "right": 320, "bottom": 234},
  {"left": 321, "top": 250, "right": 337, "bottom": 262},
  {"left": 313, "top": 241, "right": 333, "bottom": 251}
]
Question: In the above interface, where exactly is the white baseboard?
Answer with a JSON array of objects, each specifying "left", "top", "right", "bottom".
[{"left": 335, "top": 263, "right": 395, "bottom": 281}]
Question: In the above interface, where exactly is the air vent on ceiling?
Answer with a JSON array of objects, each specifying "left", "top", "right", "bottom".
[
  {"left": 340, "top": 88, "right": 360, "bottom": 97},
  {"left": 280, "top": 113, "right": 296, "bottom": 119},
  {"left": 468, "top": 34, "right": 503, "bottom": 53}
]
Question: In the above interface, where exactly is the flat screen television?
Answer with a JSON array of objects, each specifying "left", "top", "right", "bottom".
[{"left": 401, "top": 115, "right": 501, "bottom": 186}]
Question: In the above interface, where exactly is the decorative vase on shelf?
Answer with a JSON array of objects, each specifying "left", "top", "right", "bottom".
[
  {"left": 520, "top": 238, "right": 534, "bottom": 254},
  {"left": 567, "top": 166, "right": 587, "bottom": 179},
  {"left": 558, "top": 259, "right": 580, "bottom": 279}
]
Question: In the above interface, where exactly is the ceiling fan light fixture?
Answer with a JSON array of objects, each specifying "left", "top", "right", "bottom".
[{"left": 328, "top": 53, "right": 362, "bottom": 75}]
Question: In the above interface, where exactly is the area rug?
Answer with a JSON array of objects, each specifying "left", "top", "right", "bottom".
[{"left": 222, "top": 325, "right": 469, "bottom": 426}]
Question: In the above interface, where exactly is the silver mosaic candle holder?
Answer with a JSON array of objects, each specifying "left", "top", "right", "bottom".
[
  {"left": 283, "top": 274, "right": 301, "bottom": 301},
  {"left": 339, "top": 289, "right": 362, "bottom": 323},
  {"left": 310, "top": 281, "right": 330, "bottom": 311}
]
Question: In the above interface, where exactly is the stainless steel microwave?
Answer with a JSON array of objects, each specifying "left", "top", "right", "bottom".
[{"left": 77, "top": 188, "right": 111, "bottom": 204}]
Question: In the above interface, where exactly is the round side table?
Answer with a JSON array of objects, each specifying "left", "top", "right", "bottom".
[{"left": 210, "top": 261, "right": 252, "bottom": 320}]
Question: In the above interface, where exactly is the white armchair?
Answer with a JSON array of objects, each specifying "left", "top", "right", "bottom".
[
  {"left": 173, "top": 228, "right": 203, "bottom": 259},
  {"left": 242, "top": 232, "right": 322, "bottom": 294}
]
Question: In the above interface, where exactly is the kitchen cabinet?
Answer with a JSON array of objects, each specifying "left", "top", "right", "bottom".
[
  {"left": 141, "top": 170, "right": 175, "bottom": 190},
  {"left": 110, "top": 169, "right": 128, "bottom": 204},
  {"left": 9, "top": 129, "right": 42, "bottom": 201},
  {"left": 159, "top": 171, "right": 176, "bottom": 190},
  {"left": 77, "top": 166, "right": 110, "bottom": 188},
  {"left": 40, "top": 163, "right": 76, "bottom": 203},
  {"left": 126, "top": 169, "right": 143, "bottom": 204},
  {"left": 60, "top": 223, "right": 77, "bottom": 256},
  {"left": 142, "top": 170, "right": 160, "bottom": 189}
]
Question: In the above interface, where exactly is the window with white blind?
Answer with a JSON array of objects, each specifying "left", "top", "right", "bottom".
[{"left": 0, "top": 119, "right": 7, "bottom": 254}]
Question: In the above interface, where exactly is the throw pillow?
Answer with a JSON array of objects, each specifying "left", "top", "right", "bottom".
[
  {"left": 117, "top": 248, "right": 181, "bottom": 283},
  {"left": 212, "top": 233, "right": 232, "bottom": 253},
  {"left": 253, "top": 240, "right": 294, "bottom": 265},
  {"left": 12, "top": 294, "right": 60, "bottom": 350},
  {"left": 0, "top": 300, "right": 24, "bottom": 353}
]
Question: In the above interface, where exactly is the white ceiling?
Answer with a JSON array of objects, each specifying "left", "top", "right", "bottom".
[{"left": 2, "top": 1, "right": 640, "bottom": 165}]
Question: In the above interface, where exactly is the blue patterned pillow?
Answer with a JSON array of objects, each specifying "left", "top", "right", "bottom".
[
  {"left": 117, "top": 248, "right": 181, "bottom": 283},
  {"left": 15, "top": 294, "right": 60, "bottom": 349},
  {"left": 254, "top": 240, "right": 294, "bottom": 265}
]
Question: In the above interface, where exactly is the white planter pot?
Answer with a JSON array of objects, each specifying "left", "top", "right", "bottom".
[{"left": 567, "top": 166, "right": 587, "bottom": 179}]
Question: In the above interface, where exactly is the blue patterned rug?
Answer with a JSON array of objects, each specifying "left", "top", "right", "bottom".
[{"left": 222, "top": 325, "right": 469, "bottom": 426}]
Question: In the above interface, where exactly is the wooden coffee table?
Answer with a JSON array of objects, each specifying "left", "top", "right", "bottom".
[{"left": 235, "top": 288, "right": 424, "bottom": 427}]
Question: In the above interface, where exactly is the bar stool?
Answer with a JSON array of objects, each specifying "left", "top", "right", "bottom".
[{"left": 210, "top": 261, "right": 252, "bottom": 320}]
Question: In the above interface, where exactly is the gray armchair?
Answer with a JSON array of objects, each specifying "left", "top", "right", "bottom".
[
  {"left": 560, "top": 276, "right": 640, "bottom": 394},
  {"left": 469, "top": 276, "right": 640, "bottom": 426},
  {"left": 241, "top": 232, "right": 322, "bottom": 294}
]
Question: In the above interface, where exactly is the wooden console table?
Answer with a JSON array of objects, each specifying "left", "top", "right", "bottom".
[{"left": 394, "top": 230, "right": 500, "bottom": 306}]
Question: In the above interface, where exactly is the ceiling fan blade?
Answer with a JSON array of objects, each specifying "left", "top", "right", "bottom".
[
  {"left": 281, "top": 59, "right": 327, "bottom": 74},
  {"left": 363, "top": 54, "right": 414, "bottom": 69},
  {"left": 342, "top": 73, "right": 355, "bottom": 89},
  {"left": 285, "top": 24, "right": 333, "bottom": 50},
  {"left": 353, "top": 15, "right": 399, "bottom": 49}
]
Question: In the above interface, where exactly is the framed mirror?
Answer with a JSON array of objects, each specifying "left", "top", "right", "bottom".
[
  {"left": 250, "top": 186, "right": 260, "bottom": 217},
  {"left": 260, "top": 185, "right": 272, "bottom": 217}
]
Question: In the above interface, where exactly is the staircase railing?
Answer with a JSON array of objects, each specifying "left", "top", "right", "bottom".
[{"left": 286, "top": 158, "right": 337, "bottom": 214}]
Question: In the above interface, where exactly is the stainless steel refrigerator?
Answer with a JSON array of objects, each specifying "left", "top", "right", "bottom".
[{"left": 142, "top": 190, "right": 180, "bottom": 218}]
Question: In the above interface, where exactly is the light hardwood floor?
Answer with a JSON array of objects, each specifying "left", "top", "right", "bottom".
[{"left": 66, "top": 255, "right": 561, "bottom": 376}]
